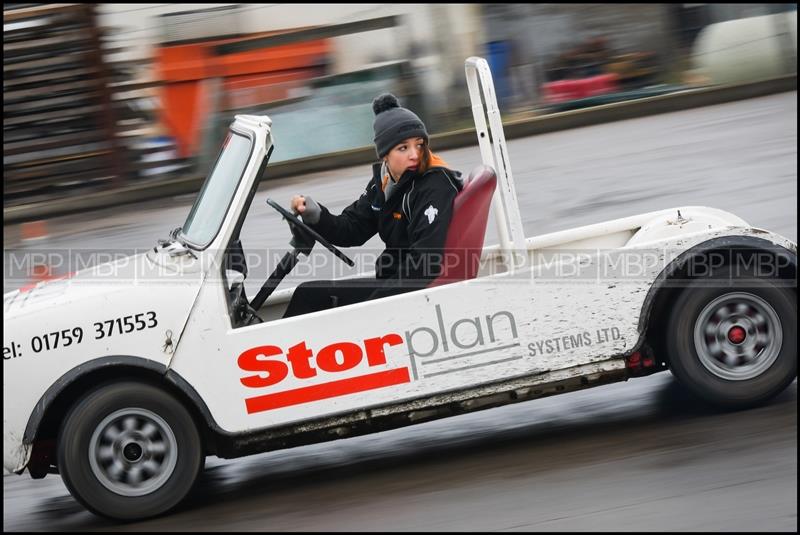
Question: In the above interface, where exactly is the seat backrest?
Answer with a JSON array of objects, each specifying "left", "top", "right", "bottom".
[{"left": 429, "top": 165, "right": 497, "bottom": 287}]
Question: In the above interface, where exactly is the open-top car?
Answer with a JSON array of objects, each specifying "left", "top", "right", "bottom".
[{"left": 3, "top": 58, "right": 796, "bottom": 520}]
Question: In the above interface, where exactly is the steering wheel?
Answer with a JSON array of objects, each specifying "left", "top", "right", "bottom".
[{"left": 266, "top": 198, "right": 355, "bottom": 267}]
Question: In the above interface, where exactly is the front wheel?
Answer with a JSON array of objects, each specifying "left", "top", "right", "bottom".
[
  {"left": 57, "top": 381, "right": 203, "bottom": 520},
  {"left": 666, "top": 267, "right": 796, "bottom": 409}
]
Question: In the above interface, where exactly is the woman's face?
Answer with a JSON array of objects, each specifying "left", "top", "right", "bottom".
[{"left": 385, "top": 137, "right": 426, "bottom": 178}]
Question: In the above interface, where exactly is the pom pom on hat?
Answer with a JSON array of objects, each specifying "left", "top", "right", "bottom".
[{"left": 372, "top": 93, "right": 400, "bottom": 116}]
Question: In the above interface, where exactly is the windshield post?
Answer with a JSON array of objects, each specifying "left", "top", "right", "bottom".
[{"left": 179, "top": 129, "right": 255, "bottom": 249}]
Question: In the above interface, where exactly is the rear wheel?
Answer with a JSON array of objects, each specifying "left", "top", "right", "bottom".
[
  {"left": 666, "top": 267, "right": 796, "bottom": 409},
  {"left": 57, "top": 381, "right": 203, "bottom": 520}
]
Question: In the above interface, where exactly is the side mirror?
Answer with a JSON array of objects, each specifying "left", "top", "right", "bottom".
[
  {"left": 225, "top": 239, "right": 248, "bottom": 278},
  {"left": 226, "top": 269, "right": 245, "bottom": 291}
]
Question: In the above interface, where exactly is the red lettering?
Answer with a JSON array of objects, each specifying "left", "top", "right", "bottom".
[
  {"left": 316, "top": 342, "right": 362, "bottom": 373},
  {"left": 238, "top": 346, "right": 288, "bottom": 388},
  {"left": 286, "top": 341, "right": 316, "bottom": 379},
  {"left": 237, "top": 332, "right": 408, "bottom": 396},
  {"left": 363, "top": 333, "right": 403, "bottom": 366}
]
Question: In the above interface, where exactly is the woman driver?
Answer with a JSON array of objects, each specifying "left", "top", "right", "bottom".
[{"left": 283, "top": 93, "right": 463, "bottom": 318}]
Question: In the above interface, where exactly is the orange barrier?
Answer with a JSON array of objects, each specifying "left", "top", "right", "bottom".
[
  {"left": 19, "top": 268, "right": 77, "bottom": 293},
  {"left": 156, "top": 33, "right": 330, "bottom": 157},
  {"left": 20, "top": 220, "right": 48, "bottom": 241}
]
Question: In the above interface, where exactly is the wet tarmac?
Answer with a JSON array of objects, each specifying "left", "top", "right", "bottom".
[{"left": 3, "top": 375, "right": 796, "bottom": 531}]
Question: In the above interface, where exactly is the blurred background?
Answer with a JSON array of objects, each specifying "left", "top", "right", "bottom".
[{"left": 3, "top": 3, "right": 797, "bottom": 209}]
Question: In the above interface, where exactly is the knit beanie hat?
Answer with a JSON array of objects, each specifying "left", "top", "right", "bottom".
[{"left": 372, "top": 93, "right": 429, "bottom": 159}]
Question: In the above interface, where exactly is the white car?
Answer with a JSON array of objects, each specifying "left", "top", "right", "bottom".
[{"left": 3, "top": 58, "right": 796, "bottom": 520}]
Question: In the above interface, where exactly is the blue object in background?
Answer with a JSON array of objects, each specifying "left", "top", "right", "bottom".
[
  {"left": 136, "top": 136, "right": 181, "bottom": 177},
  {"left": 486, "top": 40, "right": 512, "bottom": 106}
]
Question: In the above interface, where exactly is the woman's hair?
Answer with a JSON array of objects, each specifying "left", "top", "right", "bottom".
[{"left": 417, "top": 140, "right": 432, "bottom": 174}]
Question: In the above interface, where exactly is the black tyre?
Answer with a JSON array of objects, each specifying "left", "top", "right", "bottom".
[
  {"left": 57, "top": 381, "right": 203, "bottom": 521},
  {"left": 666, "top": 266, "right": 796, "bottom": 409}
]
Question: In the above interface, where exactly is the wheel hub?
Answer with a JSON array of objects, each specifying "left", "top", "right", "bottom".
[
  {"left": 727, "top": 325, "right": 747, "bottom": 345},
  {"left": 89, "top": 409, "right": 178, "bottom": 497},
  {"left": 122, "top": 441, "right": 144, "bottom": 462},
  {"left": 693, "top": 292, "right": 782, "bottom": 381}
]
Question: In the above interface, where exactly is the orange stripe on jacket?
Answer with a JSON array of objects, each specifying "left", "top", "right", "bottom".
[
  {"left": 381, "top": 151, "right": 450, "bottom": 192},
  {"left": 427, "top": 151, "right": 449, "bottom": 169}
]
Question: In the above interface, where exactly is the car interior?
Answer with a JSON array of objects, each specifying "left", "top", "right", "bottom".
[{"left": 223, "top": 165, "right": 498, "bottom": 328}]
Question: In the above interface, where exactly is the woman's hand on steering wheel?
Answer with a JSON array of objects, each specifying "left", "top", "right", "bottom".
[
  {"left": 290, "top": 195, "right": 308, "bottom": 215},
  {"left": 266, "top": 198, "right": 355, "bottom": 267}
]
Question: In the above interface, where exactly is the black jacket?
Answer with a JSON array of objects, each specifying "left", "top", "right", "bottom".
[{"left": 311, "top": 160, "right": 463, "bottom": 292}]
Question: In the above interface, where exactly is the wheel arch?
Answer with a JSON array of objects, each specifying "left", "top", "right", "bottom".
[
  {"left": 637, "top": 235, "right": 797, "bottom": 364},
  {"left": 24, "top": 356, "right": 223, "bottom": 475}
]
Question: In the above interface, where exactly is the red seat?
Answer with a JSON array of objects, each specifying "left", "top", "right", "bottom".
[{"left": 430, "top": 165, "right": 497, "bottom": 287}]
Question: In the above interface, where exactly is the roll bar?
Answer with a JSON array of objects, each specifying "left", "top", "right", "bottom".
[{"left": 465, "top": 57, "right": 527, "bottom": 271}]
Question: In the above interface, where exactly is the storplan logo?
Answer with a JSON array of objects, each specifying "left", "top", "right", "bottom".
[
  {"left": 237, "top": 305, "right": 519, "bottom": 414},
  {"left": 238, "top": 333, "right": 408, "bottom": 414}
]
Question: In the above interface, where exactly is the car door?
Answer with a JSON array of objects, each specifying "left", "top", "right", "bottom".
[{"left": 169, "top": 252, "right": 641, "bottom": 434}]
